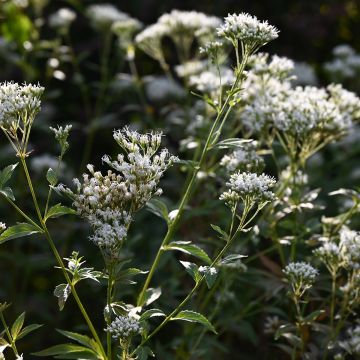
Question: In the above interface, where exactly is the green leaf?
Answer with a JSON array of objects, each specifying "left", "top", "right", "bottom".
[
  {"left": 180, "top": 261, "right": 201, "bottom": 283},
  {"left": 211, "top": 138, "right": 252, "bottom": 150},
  {"left": 17, "top": 324, "right": 43, "bottom": 340},
  {"left": 54, "top": 284, "right": 71, "bottom": 311},
  {"left": 143, "top": 288, "right": 161, "bottom": 307},
  {"left": 46, "top": 168, "right": 58, "bottom": 186},
  {"left": 170, "top": 310, "right": 217, "bottom": 334},
  {"left": 45, "top": 204, "right": 76, "bottom": 221},
  {"left": 33, "top": 344, "right": 99, "bottom": 359},
  {"left": 275, "top": 323, "right": 296, "bottom": 340},
  {"left": 0, "top": 223, "right": 41, "bottom": 245},
  {"left": 0, "top": 187, "right": 15, "bottom": 201},
  {"left": 11, "top": 312, "right": 25, "bottom": 340},
  {"left": 303, "top": 309, "right": 325, "bottom": 323},
  {"left": 146, "top": 199, "right": 169, "bottom": 223},
  {"left": 219, "top": 254, "right": 247, "bottom": 266},
  {"left": 134, "top": 346, "right": 154, "bottom": 360},
  {"left": 280, "top": 333, "right": 303, "bottom": 348},
  {"left": 56, "top": 330, "right": 100, "bottom": 354},
  {"left": 163, "top": 241, "right": 211, "bottom": 264},
  {"left": 199, "top": 266, "right": 218, "bottom": 289},
  {"left": 0, "top": 163, "right": 18, "bottom": 189},
  {"left": 115, "top": 268, "right": 148, "bottom": 285},
  {"left": 210, "top": 224, "right": 228, "bottom": 241},
  {"left": 140, "top": 309, "right": 166, "bottom": 321}
]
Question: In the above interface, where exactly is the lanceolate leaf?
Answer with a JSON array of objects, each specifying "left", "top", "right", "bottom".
[
  {"left": 180, "top": 261, "right": 201, "bottom": 283},
  {"left": 0, "top": 187, "right": 15, "bottom": 201},
  {"left": 0, "top": 223, "right": 41, "bottom": 245},
  {"left": 57, "top": 330, "right": 101, "bottom": 354},
  {"left": 46, "top": 168, "right": 58, "bottom": 186},
  {"left": 134, "top": 346, "right": 155, "bottom": 360},
  {"left": 142, "top": 287, "right": 162, "bottom": 307},
  {"left": 45, "top": 204, "right": 76, "bottom": 221},
  {"left": 146, "top": 199, "right": 169, "bottom": 223},
  {"left": 140, "top": 309, "right": 166, "bottom": 321},
  {"left": 0, "top": 163, "right": 18, "bottom": 189},
  {"left": 170, "top": 310, "right": 217, "bottom": 334},
  {"left": 11, "top": 312, "right": 25, "bottom": 340},
  {"left": 33, "top": 344, "right": 99, "bottom": 359},
  {"left": 17, "top": 324, "right": 43, "bottom": 340},
  {"left": 163, "top": 241, "right": 211, "bottom": 264},
  {"left": 54, "top": 284, "right": 71, "bottom": 311}
]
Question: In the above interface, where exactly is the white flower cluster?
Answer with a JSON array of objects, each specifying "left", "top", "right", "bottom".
[
  {"left": 199, "top": 41, "right": 224, "bottom": 60},
  {"left": 238, "top": 57, "right": 292, "bottom": 134},
  {"left": 324, "top": 44, "right": 360, "bottom": 83},
  {"left": 314, "top": 226, "right": 360, "bottom": 278},
  {"left": 60, "top": 128, "right": 177, "bottom": 250},
  {"left": 189, "top": 67, "right": 235, "bottom": 94},
  {"left": 0, "top": 222, "right": 6, "bottom": 232},
  {"left": 106, "top": 315, "right": 141, "bottom": 339},
  {"left": 136, "top": 10, "right": 220, "bottom": 63},
  {"left": 0, "top": 82, "right": 44, "bottom": 130},
  {"left": 175, "top": 60, "right": 206, "bottom": 78},
  {"left": 112, "top": 17, "right": 142, "bottom": 43},
  {"left": 220, "top": 172, "right": 276, "bottom": 206},
  {"left": 144, "top": 76, "right": 185, "bottom": 102},
  {"left": 339, "top": 323, "right": 360, "bottom": 355},
  {"left": 86, "top": 4, "right": 129, "bottom": 30},
  {"left": 291, "top": 62, "right": 318, "bottom": 86},
  {"left": 50, "top": 124, "right": 72, "bottom": 153},
  {"left": 249, "top": 53, "right": 294, "bottom": 79},
  {"left": 327, "top": 83, "right": 360, "bottom": 123},
  {"left": 220, "top": 142, "right": 264, "bottom": 173},
  {"left": 280, "top": 166, "right": 308, "bottom": 187},
  {"left": 217, "top": 13, "right": 279, "bottom": 50},
  {"left": 49, "top": 8, "right": 76, "bottom": 32},
  {"left": 135, "top": 23, "right": 168, "bottom": 62},
  {"left": 274, "top": 86, "right": 354, "bottom": 138},
  {"left": 313, "top": 242, "right": 342, "bottom": 270},
  {"left": 283, "top": 262, "right": 318, "bottom": 295},
  {"left": 158, "top": 10, "right": 221, "bottom": 38},
  {"left": 339, "top": 226, "right": 360, "bottom": 270}
]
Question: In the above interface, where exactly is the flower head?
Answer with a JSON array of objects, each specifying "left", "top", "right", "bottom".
[
  {"left": 50, "top": 124, "right": 72, "bottom": 154},
  {"left": 217, "top": 13, "right": 279, "bottom": 51},
  {"left": 220, "top": 172, "right": 276, "bottom": 206},
  {"left": 0, "top": 82, "right": 44, "bottom": 131},
  {"left": 59, "top": 127, "right": 177, "bottom": 252},
  {"left": 86, "top": 4, "right": 128, "bottom": 31},
  {"left": 49, "top": 8, "right": 76, "bottom": 33},
  {"left": 135, "top": 23, "right": 168, "bottom": 62},
  {"left": 106, "top": 315, "right": 141, "bottom": 339},
  {"left": 220, "top": 141, "right": 264, "bottom": 173},
  {"left": 0, "top": 222, "right": 6, "bottom": 233},
  {"left": 283, "top": 262, "right": 318, "bottom": 297}
]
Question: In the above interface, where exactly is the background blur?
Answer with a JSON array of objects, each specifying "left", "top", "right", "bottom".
[{"left": 0, "top": 0, "right": 360, "bottom": 359}]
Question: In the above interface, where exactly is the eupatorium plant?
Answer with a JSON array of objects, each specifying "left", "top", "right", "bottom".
[{"left": 1, "top": 5, "right": 360, "bottom": 360}]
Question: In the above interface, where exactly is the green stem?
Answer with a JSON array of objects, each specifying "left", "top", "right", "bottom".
[
  {"left": 132, "top": 205, "right": 251, "bottom": 356},
  {"left": 1, "top": 195, "right": 42, "bottom": 232},
  {"left": 330, "top": 272, "right": 336, "bottom": 330},
  {"left": 137, "top": 65, "right": 246, "bottom": 307},
  {"left": 0, "top": 311, "right": 19, "bottom": 357},
  {"left": 106, "top": 267, "right": 113, "bottom": 360},
  {"left": 19, "top": 156, "right": 107, "bottom": 359},
  {"left": 44, "top": 153, "right": 64, "bottom": 217}
]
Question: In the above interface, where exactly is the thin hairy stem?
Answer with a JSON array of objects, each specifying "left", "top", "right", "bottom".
[
  {"left": 19, "top": 156, "right": 107, "bottom": 359},
  {"left": 0, "top": 311, "right": 19, "bottom": 357},
  {"left": 137, "top": 59, "right": 248, "bottom": 306}
]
